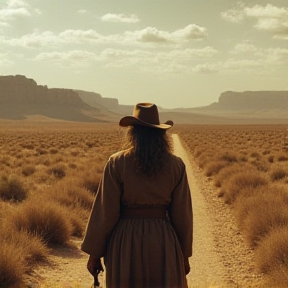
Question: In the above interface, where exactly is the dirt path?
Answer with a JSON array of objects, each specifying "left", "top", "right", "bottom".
[{"left": 29, "top": 134, "right": 266, "bottom": 288}]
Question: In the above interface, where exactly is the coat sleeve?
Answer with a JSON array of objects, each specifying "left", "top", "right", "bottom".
[
  {"left": 81, "top": 157, "right": 122, "bottom": 258},
  {"left": 168, "top": 161, "right": 193, "bottom": 258}
]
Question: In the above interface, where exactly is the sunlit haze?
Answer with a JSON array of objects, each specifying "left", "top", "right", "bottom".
[{"left": 0, "top": 0, "right": 287, "bottom": 108}]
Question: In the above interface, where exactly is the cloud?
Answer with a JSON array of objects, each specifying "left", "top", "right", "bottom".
[
  {"left": 171, "top": 24, "right": 207, "bottom": 40},
  {"left": 221, "top": 3, "right": 288, "bottom": 40},
  {"left": 0, "top": 0, "right": 40, "bottom": 22},
  {"left": 100, "top": 46, "right": 217, "bottom": 73},
  {"left": 7, "top": 0, "right": 27, "bottom": 8},
  {"left": 1, "top": 30, "right": 59, "bottom": 48},
  {"left": 221, "top": 2, "right": 245, "bottom": 23},
  {"left": 101, "top": 13, "right": 140, "bottom": 23},
  {"left": 34, "top": 50, "right": 98, "bottom": 68},
  {"left": 126, "top": 25, "right": 207, "bottom": 44},
  {"left": 193, "top": 64, "right": 218, "bottom": 74},
  {"left": 1, "top": 24, "right": 207, "bottom": 48},
  {"left": 230, "top": 42, "right": 258, "bottom": 54},
  {"left": 31, "top": 45, "right": 218, "bottom": 73},
  {"left": 78, "top": 9, "right": 87, "bottom": 14}
]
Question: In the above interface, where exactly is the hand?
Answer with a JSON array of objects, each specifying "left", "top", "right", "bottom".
[
  {"left": 87, "top": 256, "right": 104, "bottom": 276},
  {"left": 184, "top": 258, "right": 190, "bottom": 275}
]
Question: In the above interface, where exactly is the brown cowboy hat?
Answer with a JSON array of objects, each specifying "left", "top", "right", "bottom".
[{"left": 119, "top": 103, "right": 173, "bottom": 130}]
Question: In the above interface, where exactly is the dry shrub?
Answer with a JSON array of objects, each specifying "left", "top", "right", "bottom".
[
  {"left": 217, "top": 151, "right": 238, "bottom": 163},
  {"left": 49, "top": 148, "right": 58, "bottom": 154},
  {"left": 22, "top": 164, "right": 36, "bottom": 176},
  {"left": 276, "top": 153, "right": 288, "bottom": 162},
  {"left": 28, "top": 182, "right": 93, "bottom": 237},
  {"left": 270, "top": 166, "right": 288, "bottom": 181},
  {"left": 222, "top": 171, "right": 268, "bottom": 204},
  {"left": 193, "top": 147, "right": 208, "bottom": 158},
  {"left": 234, "top": 187, "right": 288, "bottom": 247},
  {"left": 68, "top": 209, "right": 87, "bottom": 237},
  {"left": 40, "top": 182, "right": 94, "bottom": 210},
  {"left": 213, "top": 163, "right": 255, "bottom": 188},
  {"left": 267, "top": 155, "right": 274, "bottom": 163},
  {"left": 1, "top": 226, "right": 49, "bottom": 265},
  {"left": 204, "top": 161, "right": 229, "bottom": 177},
  {"left": 47, "top": 163, "right": 66, "bottom": 179},
  {"left": 0, "top": 241, "right": 25, "bottom": 287},
  {"left": 35, "top": 147, "right": 48, "bottom": 155},
  {"left": 0, "top": 155, "right": 11, "bottom": 166},
  {"left": 250, "top": 159, "right": 270, "bottom": 172},
  {"left": 0, "top": 224, "right": 48, "bottom": 287},
  {"left": 0, "top": 175, "right": 28, "bottom": 202},
  {"left": 250, "top": 151, "right": 261, "bottom": 159},
  {"left": 197, "top": 150, "right": 214, "bottom": 169},
  {"left": 10, "top": 201, "right": 72, "bottom": 246},
  {"left": 255, "top": 226, "right": 288, "bottom": 275},
  {"left": 79, "top": 171, "right": 102, "bottom": 194}
]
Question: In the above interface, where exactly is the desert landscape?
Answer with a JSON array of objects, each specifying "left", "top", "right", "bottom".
[
  {"left": 1, "top": 0, "right": 288, "bottom": 286},
  {"left": 0, "top": 75, "right": 288, "bottom": 288},
  {"left": 0, "top": 119, "right": 287, "bottom": 287}
]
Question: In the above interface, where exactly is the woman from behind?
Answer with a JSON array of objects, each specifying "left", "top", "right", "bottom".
[{"left": 81, "top": 103, "right": 193, "bottom": 288}]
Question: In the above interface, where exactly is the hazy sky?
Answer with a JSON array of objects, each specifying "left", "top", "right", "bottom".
[{"left": 0, "top": 0, "right": 287, "bottom": 108}]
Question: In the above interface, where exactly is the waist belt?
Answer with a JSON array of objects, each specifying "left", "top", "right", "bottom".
[{"left": 120, "top": 205, "right": 168, "bottom": 219}]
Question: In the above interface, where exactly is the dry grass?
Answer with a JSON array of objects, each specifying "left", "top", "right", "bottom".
[
  {"left": 177, "top": 124, "right": 288, "bottom": 284},
  {"left": 270, "top": 166, "right": 288, "bottom": 181},
  {"left": 221, "top": 171, "right": 268, "bottom": 204},
  {"left": 0, "top": 241, "right": 25, "bottom": 287},
  {"left": 0, "top": 122, "right": 123, "bottom": 286},
  {"left": 236, "top": 187, "right": 288, "bottom": 247},
  {"left": 0, "top": 174, "right": 28, "bottom": 202},
  {"left": 0, "top": 222, "right": 48, "bottom": 287},
  {"left": 9, "top": 200, "right": 72, "bottom": 245}
]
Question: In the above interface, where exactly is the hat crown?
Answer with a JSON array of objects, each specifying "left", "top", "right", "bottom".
[
  {"left": 133, "top": 103, "right": 160, "bottom": 125},
  {"left": 119, "top": 102, "right": 173, "bottom": 130}
]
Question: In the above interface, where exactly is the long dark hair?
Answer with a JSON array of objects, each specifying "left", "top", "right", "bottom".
[{"left": 123, "top": 125, "right": 173, "bottom": 177}]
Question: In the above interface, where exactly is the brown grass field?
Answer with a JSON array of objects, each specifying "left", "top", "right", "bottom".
[
  {"left": 0, "top": 121, "right": 288, "bottom": 287},
  {"left": 176, "top": 124, "right": 288, "bottom": 287},
  {"left": 0, "top": 121, "right": 122, "bottom": 287}
]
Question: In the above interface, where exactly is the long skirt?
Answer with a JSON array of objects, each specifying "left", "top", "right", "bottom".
[{"left": 104, "top": 218, "right": 188, "bottom": 288}]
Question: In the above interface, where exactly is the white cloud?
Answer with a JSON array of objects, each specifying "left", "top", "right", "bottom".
[
  {"left": 126, "top": 25, "right": 207, "bottom": 44},
  {"left": 193, "top": 64, "right": 218, "bottom": 74},
  {"left": 171, "top": 24, "right": 208, "bottom": 40},
  {"left": 0, "top": 0, "right": 40, "bottom": 22},
  {"left": 1, "top": 24, "right": 207, "bottom": 48},
  {"left": 221, "top": 3, "right": 288, "bottom": 40},
  {"left": 78, "top": 9, "right": 87, "bottom": 14},
  {"left": 101, "top": 13, "right": 140, "bottom": 23},
  {"left": 221, "top": 2, "right": 245, "bottom": 23},
  {"left": 7, "top": 0, "right": 28, "bottom": 8},
  {"left": 1, "top": 31, "right": 58, "bottom": 47},
  {"left": 0, "top": 6, "right": 30, "bottom": 19}
]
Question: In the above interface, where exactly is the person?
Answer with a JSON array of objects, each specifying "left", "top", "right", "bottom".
[{"left": 81, "top": 103, "right": 193, "bottom": 288}]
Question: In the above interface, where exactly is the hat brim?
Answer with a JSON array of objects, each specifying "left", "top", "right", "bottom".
[{"left": 119, "top": 116, "right": 173, "bottom": 130}]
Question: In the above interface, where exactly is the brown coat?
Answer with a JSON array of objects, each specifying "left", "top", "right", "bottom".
[{"left": 81, "top": 150, "right": 193, "bottom": 287}]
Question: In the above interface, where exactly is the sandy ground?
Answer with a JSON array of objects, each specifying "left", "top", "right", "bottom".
[{"left": 28, "top": 134, "right": 267, "bottom": 288}]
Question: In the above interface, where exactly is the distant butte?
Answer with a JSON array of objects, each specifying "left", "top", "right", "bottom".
[{"left": 0, "top": 75, "right": 287, "bottom": 124}]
